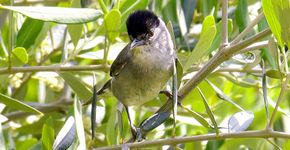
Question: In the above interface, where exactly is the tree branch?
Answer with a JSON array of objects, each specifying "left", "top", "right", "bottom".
[
  {"left": 0, "top": 64, "right": 109, "bottom": 75},
  {"left": 93, "top": 130, "right": 290, "bottom": 150}
]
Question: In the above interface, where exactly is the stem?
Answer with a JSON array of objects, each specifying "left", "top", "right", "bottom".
[
  {"left": 221, "top": 0, "right": 228, "bottom": 46},
  {"left": 97, "top": 0, "right": 108, "bottom": 14},
  {"left": 93, "top": 130, "right": 290, "bottom": 150},
  {"left": 231, "top": 12, "right": 265, "bottom": 44},
  {"left": 267, "top": 74, "right": 290, "bottom": 129},
  {"left": 0, "top": 65, "right": 108, "bottom": 75}
]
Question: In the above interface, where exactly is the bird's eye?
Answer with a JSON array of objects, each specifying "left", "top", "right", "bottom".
[{"left": 148, "top": 31, "right": 154, "bottom": 37}]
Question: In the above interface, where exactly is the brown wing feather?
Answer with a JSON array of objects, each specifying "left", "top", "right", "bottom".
[{"left": 110, "top": 44, "right": 131, "bottom": 77}]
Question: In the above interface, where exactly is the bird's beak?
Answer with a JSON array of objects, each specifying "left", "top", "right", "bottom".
[{"left": 130, "top": 39, "right": 145, "bottom": 49}]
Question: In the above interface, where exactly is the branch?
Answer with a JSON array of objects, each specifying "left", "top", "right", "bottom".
[
  {"left": 221, "top": 0, "right": 228, "bottom": 45},
  {"left": 0, "top": 65, "right": 109, "bottom": 75},
  {"left": 93, "top": 130, "right": 290, "bottom": 150}
]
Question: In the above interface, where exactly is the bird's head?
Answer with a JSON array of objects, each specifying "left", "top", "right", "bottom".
[{"left": 126, "top": 10, "right": 161, "bottom": 49}]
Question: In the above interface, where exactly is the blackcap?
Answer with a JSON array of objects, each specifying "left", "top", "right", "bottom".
[{"left": 96, "top": 10, "right": 175, "bottom": 141}]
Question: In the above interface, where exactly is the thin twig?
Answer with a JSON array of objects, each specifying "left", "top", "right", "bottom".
[
  {"left": 231, "top": 12, "right": 265, "bottom": 44},
  {"left": 268, "top": 74, "right": 290, "bottom": 129},
  {"left": 93, "top": 130, "right": 290, "bottom": 150},
  {"left": 221, "top": 0, "right": 228, "bottom": 46},
  {"left": 0, "top": 65, "right": 109, "bottom": 75}
]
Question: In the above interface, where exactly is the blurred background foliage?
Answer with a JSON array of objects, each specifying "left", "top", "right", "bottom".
[{"left": 0, "top": 0, "right": 290, "bottom": 149}]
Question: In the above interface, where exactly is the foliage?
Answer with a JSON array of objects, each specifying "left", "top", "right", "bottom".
[{"left": 0, "top": 0, "right": 290, "bottom": 149}]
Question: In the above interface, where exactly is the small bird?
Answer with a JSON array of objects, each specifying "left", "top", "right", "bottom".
[{"left": 93, "top": 10, "right": 176, "bottom": 141}]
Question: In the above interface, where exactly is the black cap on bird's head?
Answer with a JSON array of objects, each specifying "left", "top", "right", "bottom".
[{"left": 126, "top": 10, "right": 160, "bottom": 48}]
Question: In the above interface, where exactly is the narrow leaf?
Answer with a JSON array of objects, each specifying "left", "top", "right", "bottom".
[
  {"left": 0, "top": 5, "right": 102, "bottom": 24},
  {"left": 197, "top": 88, "right": 219, "bottom": 134},
  {"left": 228, "top": 111, "right": 254, "bottom": 133},
  {"left": 262, "top": 60, "right": 269, "bottom": 120},
  {"left": 41, "top": 117, "right": 54, "bottom": 150},
  {"left": 206, "top": 80, "right": 245, "bottom": 111},
  {"left": 172, "top": 59, "right": 178, "bottom": 133},
  {"left": 184, "top": 15, "right": 216, "bottom": 70},
  {"left": 16, "top": 18, "right": 44, "bottom": 49},
  {"left": 0, "top": 93, "right": 42, "bottom": 115},
  {"left": 59, "top": 72, "right": 92, "bottom": 101},
  {"left": 74, "top": 97, "right": 86, "bottom": 149},
  {"left": 179, "top": 104, "right": 213, "bottom": 128},
  {"left": 53, "top": 116, "right": 75, "bottom": 150},
  {"left": 68, "top": 24, "right": 83, "bottom": 47}
]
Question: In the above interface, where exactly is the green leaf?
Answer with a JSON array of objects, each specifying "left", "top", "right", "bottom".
[
  {"left": 180, "top": 104, "right": 213, "bottom": 128},
  {"left": 16, "top": 18, "right": 44, "bottom": 49},
  {"left": 0, "top": 123, "right": 5, "bottom": 149},
  {"left": 106, "top": 108, "right": 118, "bottom": 145},
  {"left": 206, "top": 80, "right": 245, "bottom": 111},
  {"left": 176, "top": 0, "right": 187, "bottom": 35},
  {"left": 197, "top": 87, "right": 219, "bottom": 134},
  {"left": 59, "top": 72, "right": 92, "bottom": 101},
  {"left": 11, "top": 47, "right": 28, "bottom": 66},
  {"left": 41, "top": 117, "right": 54, "bottom": 150},
  {"left": 0, "top": 93, "right": 42, "bottom": 115},
  {"left": 68, "top": 24, "right": 83, "bottom": 48},
  {"left": 104, "top": 9, "right": 121, "bottom": 42},
  {"left": 184, "top": 15, "right": 216, "bottom": 70},
  {"left": 235, "top": 0, "right": 249, "bottom": 32},
  {"left": 166, "top": 21, "right": 177, "bottom": 49},
  {"left": 262, "top": 0, "right": 290, "bottom": 47},
  {"left": 266, "top": 69, "right": 285, "bottom": 79},
  {"left": 0, "top": 5, "right": 102, "bottom": 24},
  {"left": 74, "top": 97, "right": 86, "bottom": 149},
  {"left": 208, "top": 19, "right": 233, "bottom": 53}
]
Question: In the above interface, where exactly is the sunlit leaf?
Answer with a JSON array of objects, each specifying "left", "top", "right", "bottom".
[
  {"left": 0, "top": 93, "right": 42, "bottom": 115},
  {"left": 0, "top": 5, "right": 102, "bottom": 24},
  {"left": 184, "top": 15, "right": 216, "bottom": 70},
  {"left": 228, "top": 111, "right": 254, "bottom": 133},
  {"left": 11, "top": 47, "right": 28, "bottom": 66},
  {"left": 74, "top": 97, "right": 86, "bottom": 149},
  {"left": 68, "top": 24, "right": 83, "bottom": 47},
  {"left": 105, "top": 9, "right": 121, "bottom": 42}
]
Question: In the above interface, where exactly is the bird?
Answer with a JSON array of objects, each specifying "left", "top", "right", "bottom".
[{"left": 93, "top": 10, "right": 176, "bottom": 142}]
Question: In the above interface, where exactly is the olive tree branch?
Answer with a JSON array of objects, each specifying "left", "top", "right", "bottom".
[{"left": 94, "top": 130, "right": 290, "bottom": 150}]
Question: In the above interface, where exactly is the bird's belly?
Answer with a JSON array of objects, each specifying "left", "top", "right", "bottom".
[{"left": 111, "top": 54, "right": 173, "bottom": 106}]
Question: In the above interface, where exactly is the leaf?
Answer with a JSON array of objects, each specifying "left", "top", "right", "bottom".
[
  {"left": 0, "top": 123, "right": 5, "bottom": 149},
  {"left": 197, "top": 88, "right": 219, "bottom": 134},
  {"left": 0, "top": 93, "right": 42, "bottom": 115},
  {"left": 184, "top": 15, "right": 216, "bottom": 70},
  {"left": 182, "top": 0, "right": 196, "bottom": 29},
  {"left": 206, "top": 80, "right": 245, "bottom": 111},
  {"left": 16, "top": 18, "right": 44, "bottom": 49},
  {"left": 68, "top": 24, "right": 83, "bottom": 48},
  {"left": 262, "top": 60, "right": 269, "bottom": 119},
  {"left": 104, "top": 9, "right": 121, "bottom": 42},
  {"left": 208, "top": 19, "right": 233, "bottom": 53},
  {"left": 53, "top": 116, "right": 75, "bottom": 150},
  {"left": 268, "top": 37, "right": 279, "bottom": 69},
  {"left": 0, "top": 5, "right": 102, "bottom": 24},
  {"left": 262, "top": 0, "right": 290, "bottom": 47},
  {"left": 166, "top": 21, "right": 176, "bottom": 49},
  {"left": 266, "top": 69, "right": 285, "bottom": 79},
  {"left": 41, "top": 117, "right": 54, "bottom": 150},
  {"left": 179, "top": 104, "right": 213, "bottom": 128},
  {"left": 74, "top": 97, "right": 86, "bottom": 149},
  {"left": 59, "top": 72, "right": 92, "bottom": 101},
  {"left": 176, "top": 0, "right": 187, "bottom": 35},
  {"left": 235, "top": 0, "right": 249, "bottom": 32},
  {"left": 106, "top": 108, "right": 118, "bottom": 145},
  {"left": 11, "top": 47, "right": 28, "bottom": 66},
  {"left": 228, "top": 111, "right": 254, "bottom": 133}
]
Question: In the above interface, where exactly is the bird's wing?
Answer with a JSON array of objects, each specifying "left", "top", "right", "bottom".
[{"left": 110, "top": 44, "right": 131, "bottom": 77}]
